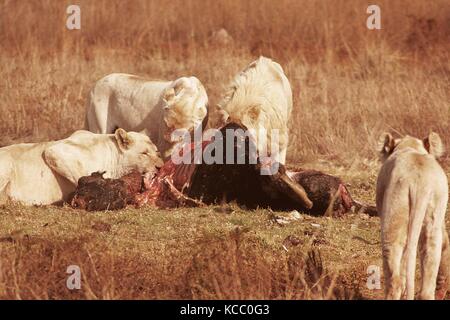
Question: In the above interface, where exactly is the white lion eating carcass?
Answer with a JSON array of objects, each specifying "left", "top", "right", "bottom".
[
  {"left": 85, "top": 73, "right": 208, "bottom": 160},
  {"left": 216, "top": 56, "right": 293, "bottom": 165}
]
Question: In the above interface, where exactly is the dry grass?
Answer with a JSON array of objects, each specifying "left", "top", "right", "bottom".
[
  {"left": 0, "top": 165, "right": 448, "bottom": 300},
  {"left": 0, "top": 0, "right": 448, "bottom": 161},
  {"left": 0, "top": 0, "right": 449, "bottom": 299},
  {"left": 0, "top": 203, "right": 376, "bottom": 300}
]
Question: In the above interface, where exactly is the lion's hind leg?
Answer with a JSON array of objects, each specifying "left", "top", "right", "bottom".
[
  {"left": 418, "top": 205, "right": 446, "bottom": 300},
  {"left": 435, "top": 227, "right": 449, "bottom": 299},
  {"left": 383, "top": 243, "right": 406, "bottom": 299},
  {"left": 382, "top": 202, "right": 409, "bottom": 299}
]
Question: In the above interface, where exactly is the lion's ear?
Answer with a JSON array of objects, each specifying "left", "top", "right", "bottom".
[
  {"left": 115, "top": 128, "right": 134, "bottom": 151},
  {"left": 423, "top": 132, "right": 444, "bottom": 159},
  {"left": 378, "top": 132, "right": 395, "bottom": 160}
]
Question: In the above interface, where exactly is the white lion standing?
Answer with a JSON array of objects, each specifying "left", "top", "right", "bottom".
[
  {"left": 216, "top": 56, "right": 293, "bottom": 165},
  {"left": 376, "top": 132, "right": 449, "bottom": 299},
  {"left": 85, "top": 73, "right": 208, "bottom": 160}
]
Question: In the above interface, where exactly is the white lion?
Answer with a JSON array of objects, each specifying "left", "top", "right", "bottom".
[
  {"left": 85, "top": 73, "right": 208, "bottom": 160},
  {"left": 376, "top": 132, "right": 449, "bottom": 299},
  {"left": 216, "top": 56, "right": 293, "bottom": 164},
  {"left": 0, "top": 129, "right": 163, "bottom": 205}
]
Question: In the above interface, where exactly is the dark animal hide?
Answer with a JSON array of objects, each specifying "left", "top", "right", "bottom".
[
  {"left": 69, "top": 170, "right": 143, "bottom": 211},
  {"left": 285, "top": 170, "right": 353, "bottom": 216},
  {"left": 186, "top": 123, "right": 354, "bottom": 216}
]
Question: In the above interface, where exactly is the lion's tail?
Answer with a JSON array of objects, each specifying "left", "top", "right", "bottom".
[{"left": 404, "top": 187, "right": 430, "bottom": 300}]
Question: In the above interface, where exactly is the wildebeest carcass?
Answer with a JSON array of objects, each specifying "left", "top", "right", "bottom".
[
  {"left": 184, "top": 123, "right": 364, "bottom": 216},
  {"left": 70, "top": 122, "right": 375, "bottom": 216},
  {"left": 138, "top": 122, "right": 370, "bottom": 216}
]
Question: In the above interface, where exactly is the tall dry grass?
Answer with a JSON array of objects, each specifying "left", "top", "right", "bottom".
[
  {"left": 0, "top": 228, "right": 362, "bottom": 299},
  {"left": 0, "top": 0, "right": 449, "bottom": 163}
]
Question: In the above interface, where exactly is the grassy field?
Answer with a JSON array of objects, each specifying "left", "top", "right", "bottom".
[
  {"left": 0, "top": 159, "right": 384, "bottom": 300},
  {"left": 0, "top": 161, "right": 448, "bottom": 299},
  {"left": 0, "top": 0, "right": 449, "bottom": 299},
  {"left": 0, "top": 204, "right": 381, "bottom": 299}
]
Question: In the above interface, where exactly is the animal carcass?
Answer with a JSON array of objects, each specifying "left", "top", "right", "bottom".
[
  {"left": 69, "top": 171, "right": 144, "bottom": 211},
  {"left": 70, "top": 123, "right": 372, "bottom": 217},
  {"left": 185, "top": 123, "right": 357, "bottom": 216}
]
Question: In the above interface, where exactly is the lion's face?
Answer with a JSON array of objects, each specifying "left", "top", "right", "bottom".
[
  {"left": 114, "top": 129, "right": 164, "bottom": 177},
  {"left": 162, "top": 77, "right": 208, "bottom": 142}
]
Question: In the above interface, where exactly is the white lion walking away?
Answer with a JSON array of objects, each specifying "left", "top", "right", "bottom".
[
  {"left": 85, "top": 73, "right": 208, "bottom": 160},
  {"left": 217, "top": 56, "right": 293, "bottom": 164},
  {"left": 0, "top": 129, "right": 163, "bottom": 206},
  {"left": 376, "top": 132, "right": 449, "bottom": 300}
]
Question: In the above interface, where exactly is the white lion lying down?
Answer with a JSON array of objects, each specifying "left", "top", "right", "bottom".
[
  {"left": 216, "top": 56, "right": 293, "bottom": 165},
  {"left": 0, "top": 129, "right": 163, "bottom": 205},
  {"left": 85, "top": 73, "right": 208, "bottom": 160}
]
